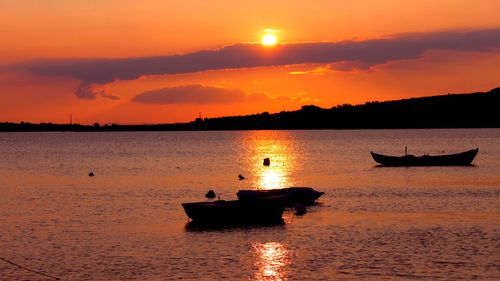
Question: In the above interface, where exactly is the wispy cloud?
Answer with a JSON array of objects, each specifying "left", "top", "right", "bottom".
[
  {"left": 132, "top": 84, "right": 271, "bottom": 104},
  {"left": 75, "top": 83, "right": 120, "bottom": 100},
  {"left": 289, "top": 65, "right": 332, "bottom": 75},
  {"left": 15, "top": 28, "right": 500, "bottom": 100}
]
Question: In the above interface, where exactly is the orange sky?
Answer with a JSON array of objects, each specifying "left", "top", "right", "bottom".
[{"left": 0, "top": 0, "right": 499, "bottom": 124}]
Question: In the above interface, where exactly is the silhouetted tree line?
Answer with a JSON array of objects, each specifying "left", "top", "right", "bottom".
[{"left": 1, "top": 88, "right": 498, "bottom": 132}]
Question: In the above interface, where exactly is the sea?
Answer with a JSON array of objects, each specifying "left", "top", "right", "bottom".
[{"left": 0, "top": 129, "right": 498, "bottom": 280}]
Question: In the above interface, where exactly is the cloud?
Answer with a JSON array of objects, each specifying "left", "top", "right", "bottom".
[
  {"left": 75, "top": 83, "right": 120, "bottom": 100},
  {"left": 100, "top": 91, "right": 120, "bottom": 100},
  {"left": 289, "top": 65, "right": 332, "bottom": 75},
  {"left": 289, "top": 62, "right": 371, "bottom": 75},
  {"left": 275, "top": 91, "right": 318, "bottom": 103},
  {"left": 132, "top": 84, "right": 272, "bottom": 104},
  {"left": 15, "top": 28, "right": 500, "bottom": 99},
  {"left": 329, "top": 61, "right": 373, "bottom": 72},
  {"left": 245, "top": 92, "right": 271, "bottom": 102}
]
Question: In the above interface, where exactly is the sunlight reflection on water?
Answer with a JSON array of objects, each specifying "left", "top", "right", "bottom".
[
  {"left": 242, "top": 131, "right": 299, "bottom": 189},
  {"left": 253, "top": 242, "right": 292, "bottom": 281}
]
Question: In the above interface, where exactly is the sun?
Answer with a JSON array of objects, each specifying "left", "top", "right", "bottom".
[{"left": 262, "top": 34, "right": 278, "bottom": 46}]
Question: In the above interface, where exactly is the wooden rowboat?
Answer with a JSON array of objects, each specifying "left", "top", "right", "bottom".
[
  {"left": 182, "top": 196, "right": 287, "bottom": 225},
  {"left": 371, "top": 148, "right": 478, "bottom": 166},
  {"left": 237, "top": 187, "right": 324, "bottom": 206}
]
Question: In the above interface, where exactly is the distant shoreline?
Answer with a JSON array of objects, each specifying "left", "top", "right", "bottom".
[
  {"left": 1, "top": 88, "right": 498, "bottom": 132},
  {"left": 0, "top": 125, "right": 499, "bottom": 133}
]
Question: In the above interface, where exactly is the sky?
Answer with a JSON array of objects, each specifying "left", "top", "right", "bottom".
[{"left": 1, "top": 0, "right": 499, "bottom": 124}]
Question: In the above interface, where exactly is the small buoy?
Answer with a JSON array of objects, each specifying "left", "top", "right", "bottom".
[
  {"left": 263, "top": 158, "right": 270, "bottom": 166},
  {"left": 294, "top": 203, "right": 307, "bottom": 215},
  {"left": 238, "top": 174, "right": 245, "bottom": 180},
  {"left": 205, "top": 190, "right": 216, "bottom": 198},
  {"left": 88, "top": 172, "right": 94, "bottom": 177}
]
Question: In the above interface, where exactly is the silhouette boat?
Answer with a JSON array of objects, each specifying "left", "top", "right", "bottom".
[
  {"left": 237, "top": 187, "right": 324, "bottom": 206},
  {"left": 182, "top": 196, "right": 287, "bottom": 225},
  {"left": 370, "top": 148, "right": 478, "bottom": 166}
]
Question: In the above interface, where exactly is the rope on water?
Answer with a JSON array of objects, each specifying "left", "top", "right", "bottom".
[{"left": 0, "top": 257, "right": 60, "bottom": 280}]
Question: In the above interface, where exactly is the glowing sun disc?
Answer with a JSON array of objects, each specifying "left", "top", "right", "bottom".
[{"left": 262, "top": 34, "right": 278, "bottom": 46}]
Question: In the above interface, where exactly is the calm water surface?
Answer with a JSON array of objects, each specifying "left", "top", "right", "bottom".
[{"left": 0, "top": 129, "right": 499, "bottom": 280}]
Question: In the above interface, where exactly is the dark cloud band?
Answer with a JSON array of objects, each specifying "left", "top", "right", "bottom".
[{"left": 15, "top": 28, "right": 500, "bottom": 99}]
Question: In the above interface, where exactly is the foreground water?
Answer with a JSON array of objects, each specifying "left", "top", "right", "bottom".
[{"left": 0, "top": 129, "right": 498, "bottom": 280}]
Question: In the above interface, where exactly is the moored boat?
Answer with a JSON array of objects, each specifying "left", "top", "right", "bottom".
[
  {"left": 370, "top": 148, "right": 478, "bottom": 166},
  {"left": 237, "top": 187, "right": 324, "bottom": 206},
  {"left": 182, "top": 196, "right": 287, "bottom": 225}
]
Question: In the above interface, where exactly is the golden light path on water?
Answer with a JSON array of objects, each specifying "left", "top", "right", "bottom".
[
  {"left": 242, "top": 131, "right": 299, "bottom": 190},
  {"left": 253, "top": 242, "right": 292, "bottom": 280}
]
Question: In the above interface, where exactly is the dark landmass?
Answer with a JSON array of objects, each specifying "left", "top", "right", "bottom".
[{"left": 1, "top": 88, "right": 499, "bottom": 132}]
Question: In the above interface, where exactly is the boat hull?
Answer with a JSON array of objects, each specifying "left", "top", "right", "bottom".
[
  {"left": 237, "top": 187, "right": 324, "bottom": 206},
  {"left": 371, "top": 148, "right": 478, "bottom": 166},
  {"left": 182, "top": 198, "right": 286, "bottom": 225}
]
